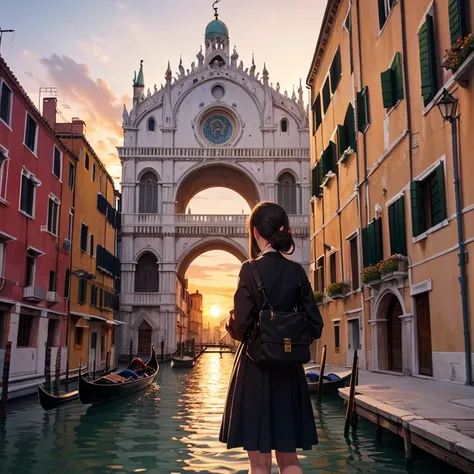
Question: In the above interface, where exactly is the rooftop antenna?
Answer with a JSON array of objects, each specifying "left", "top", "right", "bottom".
[
  {"left": 213, "top": 0, "right": 221, "bottom": 19},
  {"left": 0, "top": 28, "right": 14, "bottom": 50}
]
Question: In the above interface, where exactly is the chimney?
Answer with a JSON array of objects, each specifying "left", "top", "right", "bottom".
[{"left": 42, "top": 97, "right": 57, "bottom": 128}]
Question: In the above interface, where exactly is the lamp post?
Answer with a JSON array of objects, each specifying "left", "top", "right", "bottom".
[{"left": 437, "top": 89, "right": 472, "bottom": 386}]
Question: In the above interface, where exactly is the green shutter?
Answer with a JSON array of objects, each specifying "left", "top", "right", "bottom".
[
  {"left": 418, "top": 16, "right": 438, "bottom": 107},
  {"left": 389, "top": 197, "right": 407, "bottom": 256},
  {"left": 381, "top": 69, "right": 395, "bottom": 108},
  {"left": 431, "top": 163, "right": 447, "bottom": 226},
  {"left": 389, "top": 202, "right": 397, "bottom": 255},
  {"left": 362, "top": 226, "right": 370, "bottom": 268},
  {"left": 330, "top": 48, "right": 342, "bottom": 93},
  {"left": 312, "top": 94, "right": 322, "bottom": 133},
  {"left": 449, "top": 0, "right": 468, "bottom": 45},
  {"left": 378, "top": 0, "right": 387, "bottom": 29},
  {"left": 312, "top": 163, "right": 322, "bottom": 197},
  {"left": 328, "top": 141, "right": 337, "bottom": 174},
  {"left": 357, "top": 87, "right": 370, "bottom": 132},
  {"left": 323, "top": 78, "right": 331, "bottom": 113},
  {"left": 374, "top": 218, "right": 384, "bottom": 263},
  {"left": 391, "top": 53, "right": 404, "bottom": 102},
  {"left": 337, "top": 125, "right": 348, "bottom": 159},
  {"left": 345, "top": 103, "right": 357, "bottom": 152},
  {"left": 411, "top": 181, "right": 426, "bottom": 237}
]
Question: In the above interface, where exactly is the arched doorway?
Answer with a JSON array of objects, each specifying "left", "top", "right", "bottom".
[
  {"left": 387, "top": 297, "right": 403, "bottom": 372},
  {"left": 277, "top": 171, "right": 298, "bottom": 214},
  {"left": 137, "top": 320, "right": 152, "bottom": 354}
]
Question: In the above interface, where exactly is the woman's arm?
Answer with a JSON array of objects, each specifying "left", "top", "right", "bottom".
[
  {"left": 226, "top": 262, "right": 256, "bottom": 342},
  {"left": 299, "top": 265, "right": 324, "bottom": 340}
]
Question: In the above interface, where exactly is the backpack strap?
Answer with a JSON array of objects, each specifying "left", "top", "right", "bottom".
[
  {"left": 249, "top": 260, "right": 273, "bottom": 311},
  {"left": 292, "top": 261, "right": 303, "bottom": 311}
]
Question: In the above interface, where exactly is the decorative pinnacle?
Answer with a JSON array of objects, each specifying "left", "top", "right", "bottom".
[{"left": 213, "top": 0, "right": 221, "bottom": 19}]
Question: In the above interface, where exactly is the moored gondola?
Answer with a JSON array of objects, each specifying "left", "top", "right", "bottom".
[
  {"left": 37, "top": 384, "right": 79, "bottom": 411},
  {"left": 170, "top": 355, "right": 195, "bottom": 368},
  {"left": 79, "top": 345, "right": 159, "bottom": 405},
  {"left": 305, "top": 368, "right": 351, "bottom": 394}
]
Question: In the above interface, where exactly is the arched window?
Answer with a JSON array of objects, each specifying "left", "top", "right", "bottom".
[
  {"left": 135, "top": 253, "right": 159, "bottom": 292},
  {"left": 147, "top": 117, "right": 156, "bottom": 132},
  {"left": 280, "top": 118, "right": 288, "bottom": 133},
  {"left": 277, "top": 172, "right": 297, "bottom": 214},
  {"left": 139, "top": 171, "right": 159, "bottom": 213}
]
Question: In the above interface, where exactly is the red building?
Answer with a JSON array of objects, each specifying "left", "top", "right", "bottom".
[{"left": 0, "top": 55, "right": 76, "bottom": 396}]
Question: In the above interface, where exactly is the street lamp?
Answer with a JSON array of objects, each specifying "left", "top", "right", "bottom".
[{"left": 436, "top": 89, "right": 472, "bottom": 385}]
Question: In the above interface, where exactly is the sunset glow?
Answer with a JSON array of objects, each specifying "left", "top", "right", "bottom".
[{"left": 210, "top": 305, "right": 221, "bottom": 319}]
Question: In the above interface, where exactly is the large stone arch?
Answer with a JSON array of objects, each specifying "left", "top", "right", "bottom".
[
  {"left": 176, "top": 236, "right": 248, "bottom": 279},
  {"left": 174, "top": 161, "right": 263, "bottom": 213}
]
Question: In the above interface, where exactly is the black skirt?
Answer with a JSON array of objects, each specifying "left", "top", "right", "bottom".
[{"left": 219, "top": 342, "right": 318, "bottom": 453}]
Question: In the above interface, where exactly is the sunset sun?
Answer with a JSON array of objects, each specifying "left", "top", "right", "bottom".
[{"left": 210, "top": 305, "right": 221, "bottom": 318}]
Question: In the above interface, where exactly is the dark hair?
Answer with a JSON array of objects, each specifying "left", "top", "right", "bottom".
[{"left": 248, "top": 202, "right": 295, "bottom": 259}]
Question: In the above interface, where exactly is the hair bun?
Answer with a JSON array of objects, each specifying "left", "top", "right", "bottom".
[{"left": 271, "top": 228, "right": 293, "bottom": 253}]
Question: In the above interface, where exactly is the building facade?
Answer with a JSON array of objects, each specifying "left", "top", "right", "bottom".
[
  {"left": 308, "top": 0, "right": 474, "bottom": 383},
  {"left": 42, "top": 99, "right": 121, "bottom": 376},
  {"left": 0, "top": 56, "right": 75, "bottom": 396},
  {"left": 118, "top": 6, "right": 311, "bottom": 357},
  {"left": 189, "top": 290, "right": 203, "bottom": 345}
]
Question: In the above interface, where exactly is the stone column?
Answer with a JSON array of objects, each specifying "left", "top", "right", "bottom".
[{"left": 400, "top": 313, "right": 415, "bottom": 376}]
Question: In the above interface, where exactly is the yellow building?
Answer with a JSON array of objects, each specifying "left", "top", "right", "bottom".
[
  {"left": 43, "top": 101, "right": 120, "bottom": 376},
  {"left": 307, "top": 0, "right": 474, "bottom": 383}
]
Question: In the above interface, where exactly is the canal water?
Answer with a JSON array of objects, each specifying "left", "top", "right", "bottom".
[{"left": 0, "top": 353, "right": 460, "bottom": 473}]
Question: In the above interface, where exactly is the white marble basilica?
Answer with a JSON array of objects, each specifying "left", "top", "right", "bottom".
[{"left": 118, "top": 4, "right": 311, "bottom": 357}]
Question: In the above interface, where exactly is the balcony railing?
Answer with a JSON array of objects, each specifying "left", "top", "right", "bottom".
[
  {"left": 117, "top": 147, "right": 310, "bottom": 161},
  {"left": 23, "top": 286, "right": 46, "bottom": 302},
  {"left": 121, "top": 292, "right": 161, "bottom": 307}
]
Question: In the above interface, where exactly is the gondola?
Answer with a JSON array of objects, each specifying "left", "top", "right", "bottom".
[
  {"left": 305, "top": 368, "right": 351, "bottom": 394},
  {"left": 79, "top": 345, "right": 159, "bottom": 405},
  {"left": 170, "top": 355, "right": 195, "bottom": 368},
  {"left": 37, "top": 384, "right": 79, "bottom": 411}
]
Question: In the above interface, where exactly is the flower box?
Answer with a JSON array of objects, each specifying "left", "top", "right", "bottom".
[
  {"left": 443, "top": 34, "right": 474, "bottom": 73},
  {"left": 314, "top": 291, "right": 324, "bottom": 305},
  {"left": 360, "top": 265, "right": 381, "bottom": 285},
  {"left": 326, "top": 281, "right": 350, "bottom": 299},
  {"left": 379, "top": 254, "right": 408, "bottom": 276}
]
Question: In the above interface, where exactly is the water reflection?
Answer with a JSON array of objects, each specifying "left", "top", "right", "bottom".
[{"left": 0, "top": 353, "right": 460, "bottom": 474}]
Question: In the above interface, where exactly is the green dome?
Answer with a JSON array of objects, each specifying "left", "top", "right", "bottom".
[{"left": 205, "top": 19, "right": 229, "bottom": 40}]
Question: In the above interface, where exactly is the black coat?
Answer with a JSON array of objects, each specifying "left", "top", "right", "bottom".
[{"left": 219, "top": 252, "right": 324, "bottom": 453}]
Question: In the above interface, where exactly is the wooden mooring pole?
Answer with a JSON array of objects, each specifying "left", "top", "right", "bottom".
[
  {"left": 344, "top": 349, "right": 358, "bottom": 438},
  {"left": 161, "top": 340, "right": 164, "bottom": 363},
  {"left": 317, "top": 344, "right": 327, "bottom": 403},
  {"left": 0, "top": 342, "right": 12, "bottom": 421},
  {"left": 44, "top": 346, "right": 52, "bottom": 393},
  {"left": 54, "top": 347, "right": 61, "bottom": 395}
]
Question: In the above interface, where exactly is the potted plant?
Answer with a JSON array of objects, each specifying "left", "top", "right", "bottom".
[
  {"left": 443, "top": 34, "right": 474, "bottom": 73},
  {"left": 313, "top": 291, "right": 324, "bottom": 305},
  {"left": 379, "top": 254, "right": 409, "bottom": 276},
  {"left": 326, "top": 281, "right": 350, "bottom": 299},
  {"left": 360, "top": 264, "right": 381, "bottom": 285}
]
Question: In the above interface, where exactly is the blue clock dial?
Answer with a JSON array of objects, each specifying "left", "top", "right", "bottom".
[{"left": 203, "top": 114, "right": 233, "bottom": 145}]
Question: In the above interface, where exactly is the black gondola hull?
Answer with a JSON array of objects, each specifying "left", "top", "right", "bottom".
[
  {"left": 37, "top": 384, "right": 79, "bottom": 411},
  {"left": 171, "top": 356, "right": 195, "bottom": 368}
]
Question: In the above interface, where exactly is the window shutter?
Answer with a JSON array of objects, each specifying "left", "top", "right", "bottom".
[
  {"left": 418, "top": 16, "right": 438, "bottom": 107},
  {"left": 321, "top": 147, "right": 330, "bottom": 177},
  {"left": 381, "top": 69, "right": 395, "bottom": 108},
  {"left": 312, "top": 94, "right": 322, "bottom": 133},
  {"left": 373, "top": 218, "right": 384, "bottom": 263},
  {"left": 362, "top": 226, "right": 370, "bottom": 268},
  {"left": 322, "top": 78, "right": 331, "bottom": 113},
  {"left": 344, "top": 103, "right": 357, "bottom": 152},
  {"left": 330, "top": 48, "right": 342, "bottom": 93},
  {"left": 389, "top": 197, "right": 407, "bottom": 256},
  {"left": 311, "top": 164, "right": 322, "bottom": 197},
  {"left": 411, "top": 181, "right": 426, "bottom": 237},
  {"left": 20, "top": 175, "right": 29, "bottom": 213},
  {"left": 431, "top": 163, "right": 447, "bottom": 226},
  {"left": 389, "top": 202, "right": 397, "bottom": 255},
  {"left": 378, "top": 0, "right": 387, "bottom": 29},
  {"left": 449, "top": 0, "right": 468, "bottom": 45},
  {"left": 392, "top": 53, "right": 404, "bottom": 102},
  {"left": 328, "top": 141, "right": 337, "bottom": 174},
  {"left": 357, "top": 87, "right": 370, "bottom": 132},
  {"left": 337, "top": 125, "right": 348, "bottom": 159}
]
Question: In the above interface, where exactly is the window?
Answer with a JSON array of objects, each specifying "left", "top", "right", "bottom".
[
  {"left": 78, "top": 279, "right": 87, "bottom": 304},
  {"left": 411, "top": 163, "right": 447, "bottom": 237},
  {"left": 321, "top": 141, "right": 337, "bottom": 178},
  {"left": 20, "top": 170, "right": 39, "bottom": 217},
  {"left": 85, "top": 153, "right": 90, "bottom": 170},
  {"left": 111, "top": 327, "right": 116, "bottom": 346},
  {"left": 25, "top": 253, "right": 36, "bottom": 286},
  {"left": 135, "top": 253, "right": 159, "bottom": 292},
  {"left": 90, "top": 234, "right": 95, "bottom": 257},
  {"left": 53, "top": 146, "right": 62, "bottom": 180},
  {"left": 139, "top": 171, "right": 159, "bottom": 213},
  {"left": 91, "top": 285, "right": 98, "bottom": 306},
  {"left": 0, "top": 80, "right": 12, "bottom": 126},
  {"left": 357, "top": 87, "right": 370, "bottom": 132},
  {"left": 311, "top": 162, "right": 322, "bottom": 198},
  {"left": 277, "top": 172, "right": 297, "bottom": 215},
  {"left": 68, "top": 162, "right": 75, "bottom": 190},
  {"left": 99, "top": 289, "right": 103, "bottom": 307},
  {"left": 381, "top": 53, "right": 404, "bottom": 109},
  {"left": 330, "top": 47, "right": 342, "bottom": 93},
  {"left": 343, "top": 103, "right": 357, "bottom": 153},
  {"left": 329, "top": 252, "right": 337, "bottom": 284},
  {"left": 322, "top": 77, "right": 331, "bottom": 113},
  {"left": 378, "top": 0, "right": 397, "bottom": 29},
  {"left": 418, "top": 14, "right": 438, "bottom": 107},
  {"left": 334, "top": 322, "right": 341, "bottom": 353},
  {"left": 64, "top": 268, "right": 70, "bottom": 298},
  {"left": 312, "top": 94, "right": 322, "bottom": 133},
  {"left": 24, "top": 113, "right": 38, "bottom": 154},
  {"left": 449, "top": 0, "right": 468, "bottom": 45},
  {"left": 47, "top": 195, "right": 60, "bottom": 235},
  {"left": 92, "top": 163, "right": 96, "bottom": 182},
  {"left": 47, "top": 319, "right": 60, "bottom": 347},
  {"left": 349, "top": 236, "right": 359, "bottom": 291},
  {"left": 148, "top": 117, "right": 156, "bottom": 132},
  {"left": 362, "top": 218, "right": 384, "bottom": 267},
  {"left": 0, "top": 147, "right": 8, "bottom": 200},
  {"left": 280, "top": 119, "right": 288, "bottom": 133},
  {"left": 389, "top": 196, "right": 407, "bottom": 255},
  {"left": 316, "top": 256, "right": 325, "bottom": 293},
  {"left": 80, "top": 223, "right": 88, "bottom": 252},
  {"left": 75, "top": 327, "right": 84, "bottom": 346},
  {"left": 97, "top": 193, "right": 108, "bottom": 215},
  {"left": 17, "top": 313, "right": 36, "bottom": 347},
  {"left": 48, "top": 271, "right": 56, "bottom": 292},
  {"left": 0, "top": 241, "right": 4, "bottom": 277},
  {"left": 68, "top": 210, "right": 73, "bottom": 241}
]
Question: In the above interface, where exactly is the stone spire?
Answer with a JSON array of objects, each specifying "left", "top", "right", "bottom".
[
  {"left": 165, "top": 61, "right": 172, "bottom": 84},
  {"left": 262, "top": 62, "right": 274, "bottom": 135},
  {"left": 133, "top": 59, "right": 145, "bottom": 104}
]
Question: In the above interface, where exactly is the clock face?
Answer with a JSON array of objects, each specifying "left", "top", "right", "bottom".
[{"left": 202, "top": 114, "right": 233, "bottom": 145}]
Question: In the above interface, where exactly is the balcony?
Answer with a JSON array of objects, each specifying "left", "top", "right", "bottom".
[
  {"left": 23, "top": 286, "right": 46, "bottom": 302},
  {"left": 121, "top": 292, "right": 161, "bottom": 307},
  {"left": 46, "top": 291, "right": 59, "bottom": 304},
  {"left": 117, "top": 147, "right": 310, "bottom": 161}
]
